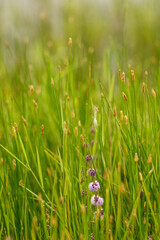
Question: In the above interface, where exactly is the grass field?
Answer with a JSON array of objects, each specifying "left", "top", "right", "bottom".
[{"left": 0, "top": 0, "right": 160, "bottom": 239}]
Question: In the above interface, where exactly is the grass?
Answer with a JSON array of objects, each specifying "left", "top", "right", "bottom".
[{"left": 1, "top": 0, "right": 160, "bottom": 239}]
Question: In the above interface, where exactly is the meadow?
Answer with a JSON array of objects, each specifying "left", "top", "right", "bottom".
[{"left": 0, "top": 0, "right": 160, "bottom": 239}]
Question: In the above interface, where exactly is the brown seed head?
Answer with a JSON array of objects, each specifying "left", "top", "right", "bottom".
[
  {"left": 151, "top": 89, "right": 156, "bottom": 98},
  {"left": 124, "top": 115, "right": 128, "bottom": 125},
  {"left": 131, "top": 69, "right": 135, "bottom": 81},
  {"left": 121, "top": 72, "right": 125, "bottom": 83},
  {"left": 58, "top": 65, "right": 61, "bottom": 73},
  {"left": 13, "top": 159, "right": 16, "bottom": 170},
  {"left": 122, "top": 92, "right": 128, "bottom": 101},
  {"left": 32, "top": 99, "right": 38, "bottom": 109},
  {"left": 147, "top": 155, "right": 152, "bottom": 164},
  {"left": 41, "top": 124, "right": 44, "bottom": 135},
  {"left": 29, "top": 85, "right": 34, "bottom": 95},
  {"left": 142, "top": 82, "right": 145, "bottom": 93},
  {"left": 113, "top": 104, "right": 117, "bottom": 116},
  {"left": 68, "top": 37, "right": 72, "bottom": 47},
  {"left": 139, "top": 172, "right": 143, "bottom": 182},
  {"left": 134, "top": 153, "right": 138, "bottom": 162},
  {"left": 120, "top": 110, "right": 123, "bottom": 121},
  {"left": 118, "top": 69, "right": 121, "bottom": 79},
  {"left": 22, "top": 116, "right": 27, "bottom": 126}
]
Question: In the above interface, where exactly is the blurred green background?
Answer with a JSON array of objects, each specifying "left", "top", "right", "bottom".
[{"left": 0, "top": 0, "right": 160, "bottom": 77}]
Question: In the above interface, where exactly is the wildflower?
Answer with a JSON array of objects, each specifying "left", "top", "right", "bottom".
[
  {"left": 91, "top": 140, "right": 94, "bottom": 146},
  {"left": 81, "top": 177, "right": 84, "bottom": 184},
  {"left": 89, "top": 181, "right": 100, "bottom": 192},
  {"left": 88, "top": 168, "right": 96, "bottom": 176},
  {"left": 90, "top": 128, "right": 95, "bottom": 134},
  {"left": 91, "top": 195, "right": 104, "bottom": 206},
  {"left": 86, "top": 155, "right": 92, "bottom": 162}
]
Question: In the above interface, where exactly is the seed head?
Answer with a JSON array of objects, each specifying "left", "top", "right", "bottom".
[
  {"left": 151, "top": 89, "right": 156, "bottom": 98},
  {"left": 113, "top": 104, "right": 117, "bottom": 116},
  {"left": 101, "top": 92, "right": 104, "bottom": 98},
  {"left": 121, "top": 72, "right": 125, "bottom": 82},
  {"left": 68, "top": 37, "right": 72, "bottom": 47},
  {"left": 78, "top": 120, "right": 81, "bottom": 127},
  {"left": 122, "top": 92, "right": 128, "bottom": 101},
  {"left": 147, "top": 155, "right": 152, "bottom": 164},
  {"left": 72, "top": 111, "right": 75, "bottom": 119},
  {"left": 75, "top": 127, "right": 78, "bottom": 137},
  {"left": 58, "top": 65, "right": 61, "bottom": 73},
  {"left": 134, "top": 153, "right": 138, "bottom": 162},
  {"left": 33, "top": 99, "right": 38, "bottom": 109},
  {"left": 29, "top": 85, "right": 34, "bottom": 95},
  {"left": 120, "top": 110, "right": 123, "bottom": 121},
  {"left": 131, "top": 69, "right": 135, "bottom": 81},
  {"left": 142, "top": 82, "right": 145, "bottom": 93},
  {"left": 118, "top": 69, "right": 121, "bottom": 79},
  {"left": 51, "top": 78, "right": 54, "bottom": 86},
  {"left": 13, "top": 159, "right": 16, "bottom": 170},
  {"left": 124, "top": 115, "right": 128, "bottom": 125},
  {"left": 41, "top": 124, "right": 44, "bottom": 135},
  {"left": 139, "top": 172, "right": 143, "bottom": 182},
  {"left": 14, "top": 123, "right": 18, "bottom": 132},
  {"left": 22, "top": 116, "right": 27, "bottom": 126},
  {"left": 149, "top": 168, "right": 154, "bottom": 175}
]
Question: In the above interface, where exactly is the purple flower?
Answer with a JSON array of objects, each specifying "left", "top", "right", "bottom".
[
  {"left": 88, "top": 168, "right": 96, "bottom": 176},
  {"left": 88, "top": 181, "right": 100, "bottom": 192},
  {"left": 86, "top": 155, "right": 92, "bottom": 162},
  {"left": 91, "top": 140, "right": 94, "bottom": 146},
  {"left": 90, "top": 128, "right": 95, "bottom": 134},
  {"left": 91, "top": 195, "right": 104, "bottom": 206}
]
